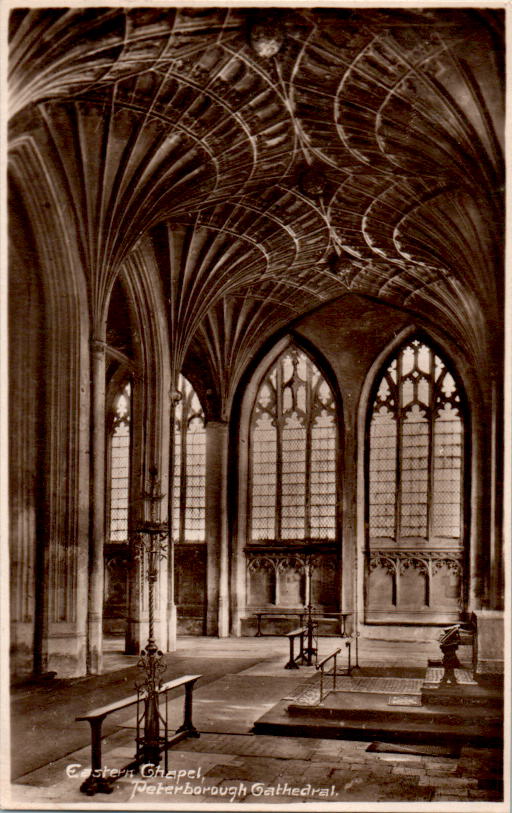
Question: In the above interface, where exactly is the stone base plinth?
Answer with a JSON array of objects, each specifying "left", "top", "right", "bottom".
[
  {"left": 472, "top": 610, "right": 504, "bottom": 674},
  {"left": 46, "top": 632, "right": 87, "bottom": 678},
  {"left": 177, "top": 617, "right": 204, "bottom": 635}
]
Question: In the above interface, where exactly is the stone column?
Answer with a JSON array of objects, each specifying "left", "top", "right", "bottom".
[
  {"left": 165, "top": 545, "right": 176, "bottom": 652},
  {"left": 166, "top": 395, "right": 178, "bottom": 652},
  {"left": 342, "top": 402, "right": 357, "bottom": 636},
  {"left": 206, "top": 421, "right": 230, "bottom": 636},
  {"left": 9, "top": 262, "right": 41, "bottom": 677},
  {"left": 231, "top": 425, "right": 248, "bottom": 637},
  {"left": 468, "top": 386, "right": 490, "bottom": 613},
  {"left": 87, "top": 338, "right": 106, "bottom": 674},
  {"left": 125, "top": 554, "right": 147, "bottom": 654},
  {"left": 489, "top": 379, "right": 503, "bottom": 609},
  {"left": 9, "top": 142, "right": 90, "bottom": 678}
]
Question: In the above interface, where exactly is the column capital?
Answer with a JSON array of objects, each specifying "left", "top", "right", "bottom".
[
  {"left": 206, "top": 418, "right": 229, "bottom": 428},
  {"left": 90, "top": 338, "right": 106, "bottom": 356}
]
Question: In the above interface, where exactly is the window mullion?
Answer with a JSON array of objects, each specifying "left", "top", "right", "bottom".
[
  {"left": 427, "top": 350, "right": 435, "bottom": 542},
  {"left": 304, "top": 364, "right": 312, "bottom": 540},
  {"left": 275, "top": 362, "right": 283, "bottom": 541},
  {"left": 459, "top": 407, "right": 465, "bottom": 549},
  {"left": 395, "top": 353, "right": 402, "bottom": 543},
  {"left": 179, "top": 400, "right": 188, "bottom": 545},
  {"left": 106, "top": 419, "right": 113, "bottom": 543}
]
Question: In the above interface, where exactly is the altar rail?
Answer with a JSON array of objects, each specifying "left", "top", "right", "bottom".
[{"left": 76, "top": 674, "right": 200, "bottom": 796}]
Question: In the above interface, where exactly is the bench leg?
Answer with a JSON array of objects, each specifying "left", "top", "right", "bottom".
[
  {"left": 297, "top": 630, "right": 305, "bottom": 664},
  {"left": 80, "top": 717, "right": 114, "bottom": 796},
  {"left": 176, "top": 682, "right": 199, "bottom": 737},
  {"left": 284, "top": 636, "right": 299, "bottom": 669}
]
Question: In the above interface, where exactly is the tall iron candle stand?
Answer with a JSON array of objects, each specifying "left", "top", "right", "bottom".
[{"left": 132, "top": 466, "right": 169, "bottom": 767}]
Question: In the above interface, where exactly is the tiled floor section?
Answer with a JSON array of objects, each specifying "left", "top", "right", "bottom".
[{"left": 9, "top": 636, "right": 504, "bottom": 808}]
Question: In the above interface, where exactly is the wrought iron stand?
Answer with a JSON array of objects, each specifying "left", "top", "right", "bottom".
[
  {"left": 131, "top": 467, "right": 173, "bottom": 767},
  {"left": 303, "top": 602, "right": 318, "bottom": 666}
]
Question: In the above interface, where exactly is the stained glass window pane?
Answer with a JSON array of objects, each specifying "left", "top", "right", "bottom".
[
  {"left": 252, "top": 413, "right": 277, "bottom": 540},
  {"left": 369, "top": 407, "right": 396, "bottom": 537},
  {"left": 173, "top": 375, "right": 206, "bottom": 542},
  {"left": 185, "top": 416, "right": 206, "bottom": 539},
  {"left": 400, "top": 406, "right": 428, "bottom": 537},
  {"left": 281, "top": 414, "right": 306, "bottom": 539},
  {"left": 310, "top": 412, "right": 336, "bottom": 536},
  {"left": 369, "top": 339, "right": 464, "bottom": 546},
  {"left": 109, "top": 382, "right": 131, "bottom": 543},
  {"left": 432, "top": 404, "right": 462, "bottom": 537},
  {"left": 250, "top": 346, "right": 337, "bottom": 541}
]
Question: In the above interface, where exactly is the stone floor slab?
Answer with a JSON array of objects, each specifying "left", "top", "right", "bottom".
[{"left": 8, "top": 636, "right": 505, "bottom": 807}]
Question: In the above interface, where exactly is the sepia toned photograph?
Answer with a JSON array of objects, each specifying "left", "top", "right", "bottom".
[{"left": 2, "top": 2, "right": 508, "bottom": 811}]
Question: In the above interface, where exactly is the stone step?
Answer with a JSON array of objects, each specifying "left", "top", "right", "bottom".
[
  {"left": 287, "top": 691, "right": 502, "bottom": 727},
  {"left": 253, "top": 697, "right": 503, "bottom": 747},
  {"left": 421, "top": 683, "right": 502, "bottom": 708}
]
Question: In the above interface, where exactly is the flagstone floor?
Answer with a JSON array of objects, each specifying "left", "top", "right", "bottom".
[{"left": 8, "top": 636, "right": 505, "bottom": 809}]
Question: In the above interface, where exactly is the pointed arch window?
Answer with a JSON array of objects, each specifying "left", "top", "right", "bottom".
[
  {"left": 173, "top": 375, "right": 206, "bottom": 543},
  {"left": 249, "top": 346, "right": 337, "bottom": 543},
  {"left": 108, "top": 381, "right": 131, "bottom": 543},
  {"left": 366, "top": 338, "right": 466, "bottom": 623},
  {"left": 369, "top": 339, "right": 464, "bottom": 543}
]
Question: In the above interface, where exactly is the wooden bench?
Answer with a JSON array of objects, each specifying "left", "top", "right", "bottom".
[
  {"left": 284, "top": 626, "right": 309, "bottom": 669},
  {"left": 255, "top": 610, "right": 306, "bottom": 636},
  {"left": 254, "top": 610, "right": 352, "bottom": 637},
  {"left": 314, "top": 612, "right": 352, "bottom": 638},
  {"left": 76, "top": 674, "right": 200, "bottom": 795}
]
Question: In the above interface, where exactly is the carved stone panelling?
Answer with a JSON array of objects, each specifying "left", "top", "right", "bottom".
[
  {"left": 175, "top": 543, "right": 206, "bottom": 635},
  {"left": 366, "top": 549, "right": 463, "bottom": 623},
  {"left": 245, "top": 548, "right": 338, "bottom": 611},
  {"left": 103, "top": 545, "right": 130, "bottom": 635}
]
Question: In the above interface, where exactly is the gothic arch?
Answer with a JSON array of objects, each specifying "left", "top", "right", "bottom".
[
  {"left": 232, "top": 334, "right": 343, "bottom": 634},
  {"left": 356, "top": 325, "right": 490, "bottom": 632},
  {"left": 108, "top": 249, "right": 172, "bottom": 654}
]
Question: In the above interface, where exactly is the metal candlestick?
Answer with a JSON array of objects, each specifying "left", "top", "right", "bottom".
[
  {"left": 303, "top": 555, "right": 318, "bottom": 666},
  {"left": 132, "top": 467, "right": 169, "bottom": 766}
]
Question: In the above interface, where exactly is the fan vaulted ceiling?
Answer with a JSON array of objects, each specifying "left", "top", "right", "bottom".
[{"left": 9, "top": 7, "right": 504, "bottom": 411}]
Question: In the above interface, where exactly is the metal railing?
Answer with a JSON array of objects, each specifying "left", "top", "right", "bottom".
[{"left": 315, "top": 640, "right": 352, "bottom": 702}]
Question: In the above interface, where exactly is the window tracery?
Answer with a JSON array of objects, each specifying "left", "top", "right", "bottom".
[
  {"left": 250, "top": 346, "right": 337, "bottom": 543},
  {"left": 367, "top": 337, "right": 466, "bottom": 622},
  {"left": 369, "top": 338, "right": 464, "bottom": 543}
]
